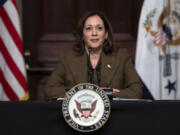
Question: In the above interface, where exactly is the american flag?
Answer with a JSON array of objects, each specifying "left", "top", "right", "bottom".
[{"left": 0, "top": 0, "right": 29, "bottom": 100}]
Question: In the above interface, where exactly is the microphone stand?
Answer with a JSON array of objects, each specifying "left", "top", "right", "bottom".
[
  {"left": 88, "top": 47, "right": 93, "bottom": 84},
  {"left": 88, "top": 47, "right": 113, "bottom": 100}
]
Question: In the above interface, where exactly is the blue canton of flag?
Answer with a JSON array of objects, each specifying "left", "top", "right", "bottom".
[{"left": 0, "top": 0, "right": 7, "bottom": 7}]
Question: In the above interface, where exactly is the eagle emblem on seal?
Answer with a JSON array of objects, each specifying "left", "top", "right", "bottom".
[{"left": 74, "top": 100, "right": 97, "bottom": 118}]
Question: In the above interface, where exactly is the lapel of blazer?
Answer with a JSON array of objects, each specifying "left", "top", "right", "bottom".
[
  {"left": 69, "top": 52, "right": 88, "bottom": 84},
  {"left": 101, "top": 51, "right": 119, "bottom": 87},
  {"left": 69, "top": 50, "right": 119, "bottom": 87}
]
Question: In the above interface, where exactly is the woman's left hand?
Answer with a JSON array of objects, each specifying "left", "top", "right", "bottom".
[
  {"left": 101, "top": 87, "right": 120, "bottom": 93},
  {"left": 113, "top": 88, "right": 120, "bottom": 93}
]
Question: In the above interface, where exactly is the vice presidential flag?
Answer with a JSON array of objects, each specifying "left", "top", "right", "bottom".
[
  {"left": 135, "top": 0, "right": 180, "bottom": 100},
  {"left": 0, "top": 0, "right": 29, "bottom": 100}
]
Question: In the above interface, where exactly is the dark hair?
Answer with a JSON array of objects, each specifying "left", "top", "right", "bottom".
[{"left": 74, "top": 10, "right": 114, "bottom": 55}]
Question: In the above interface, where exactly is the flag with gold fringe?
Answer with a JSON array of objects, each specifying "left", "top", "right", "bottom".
[
  {"left": 135, "top": 0, "right": 180, "bottom": 99},
  {"left": 0, "top": 0, "right": 29, "bottom": 100}
]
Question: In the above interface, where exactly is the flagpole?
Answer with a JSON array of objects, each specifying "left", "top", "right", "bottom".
[
  {"left": 159, "top": 46, "right": 162, "bottom": 99},
  {"left": 175, "top": 51, "right": 178, "bottom": 99}
]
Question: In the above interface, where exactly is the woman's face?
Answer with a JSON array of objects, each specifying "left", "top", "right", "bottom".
[{"left": 83, "top": 15, "right": 108, "bottom": 50}]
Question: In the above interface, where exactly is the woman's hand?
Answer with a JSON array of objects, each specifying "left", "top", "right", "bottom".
[
  {"left": 101, "top": 87, "right": 120, "bottom": 93},
  {"left": 113, "top": 88, "right": 120, "bottom": 93}
]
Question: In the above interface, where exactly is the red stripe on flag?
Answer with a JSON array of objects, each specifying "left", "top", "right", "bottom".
[
  {"left": 11, "top": 0, "right": 18, "bottom": 10},
  {"left": 0, "top": 69, "right": 19, "bottom": 100},
  {"left": 0, "top": 7, "right": 24, "bottom": 57},
  {"left": 0, "top": 38, "right": 28, "bottom": 92}
]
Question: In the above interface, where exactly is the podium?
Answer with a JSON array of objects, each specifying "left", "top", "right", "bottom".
[{"left": 0, "top": 100, "right": 180, "bottom": 135}]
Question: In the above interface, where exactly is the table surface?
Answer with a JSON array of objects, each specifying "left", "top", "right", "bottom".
[{"left": 0, "top": 100, "right": 180, "bottom": 135}]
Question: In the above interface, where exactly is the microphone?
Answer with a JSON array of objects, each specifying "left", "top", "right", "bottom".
[
  {"left": 88, "top": 47, "right": 92, "bottom": 83},
  {"left": 88, "top": 47, "right": 92, "bottom": 62},
  {"left": 87, "top": 47, "right": 112, "bottom": 100},
  {"left": 88, "top": 47, "right": 92, "bottom": 65},
  {"left": 88, "top": 47, "right": 92, "bottom": 54}
]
